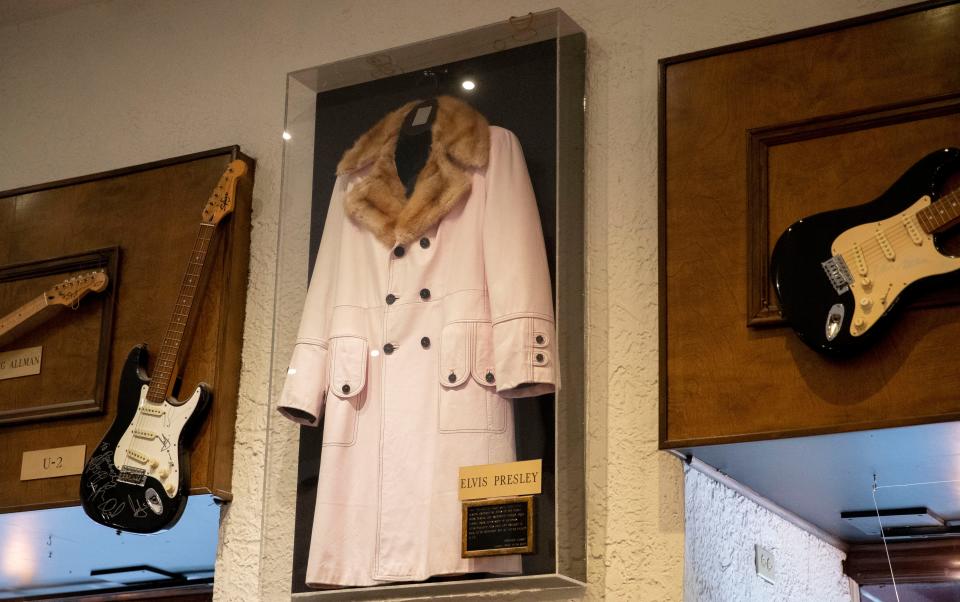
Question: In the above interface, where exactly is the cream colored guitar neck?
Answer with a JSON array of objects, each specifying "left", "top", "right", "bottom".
[
  {"left": 833, "top": 195, "right": 960, "bottom": 337},
  {"left": 0, "top": 294, "right": 49, "bottom": 347}
]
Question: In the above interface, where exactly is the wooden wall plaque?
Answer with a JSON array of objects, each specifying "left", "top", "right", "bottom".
[
  {"left": 0, "top": 248, "right": 118, "bottom": 424},
  {"left": 659, "top": 1, "right": 960, "bottom": 448},
  {"left": 0, "top": 147, "right": 253, "bottom": 511}
]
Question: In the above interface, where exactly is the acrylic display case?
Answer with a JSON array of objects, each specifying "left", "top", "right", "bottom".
[{"left": 262, "top": 9, "right": 586, "bottom": 600}]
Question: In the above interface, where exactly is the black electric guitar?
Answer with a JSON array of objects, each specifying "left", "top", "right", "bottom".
[
  {"left": 771, "top": 148, "right": 960, "bottom": 355},
  {"left": 80, "top": 160, "right": 246, "bottom": 533}
]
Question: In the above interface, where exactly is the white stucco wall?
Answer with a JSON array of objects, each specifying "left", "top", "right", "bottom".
[
  {"left": 684, "top": 468, "right": 851, "bottom": 602},
  {"left": 0, "top": 1, "right": 910, "bottom": 600}
]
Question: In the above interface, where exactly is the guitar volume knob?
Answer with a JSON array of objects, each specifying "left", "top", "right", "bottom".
[
  {"left": 860, "top": 298, "right": 872, "bottom": 309},
  {"left": 861, "top": 277, "right": 872, "bottom": 288}
]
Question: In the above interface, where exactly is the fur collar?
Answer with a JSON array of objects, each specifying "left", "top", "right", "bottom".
[{"left": 337, "top": 96, "right": 490, "bottom": 247}]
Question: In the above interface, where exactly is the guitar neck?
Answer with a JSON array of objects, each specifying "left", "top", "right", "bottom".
[
  {"left": 0, "top": 294, "right": 49, "bottom": 340},
  {"left": 917, "top": 189, "right": 960, "bottom": 233},
  {"left": 146, "top": 223, "right": 217, "bottom": 403}
]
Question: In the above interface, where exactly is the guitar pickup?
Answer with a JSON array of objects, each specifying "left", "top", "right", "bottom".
[
  {"left": 125, "top": 449, "right": 150, "bottom": 464},
  {"left": 821, "top": 255, "right": 853, "bottom": 295},
  {"left": 139, "top": 406, "right": 164, "bottom": 417},
  {"left": 132, "top": 429, "right": 157, "bottom": 440},
  {"left": 117, "top": 465, "right": 147, "bottom": 486}
]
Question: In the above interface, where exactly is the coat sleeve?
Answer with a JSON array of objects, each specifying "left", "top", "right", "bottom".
[
  {"left": 483, "top": 128, "right": 558, "bottom": 398},
  {"left": 275, "top": 176, "right": 346, "bottom": 426}
]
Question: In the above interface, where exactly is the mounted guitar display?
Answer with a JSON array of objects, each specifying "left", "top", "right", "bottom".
[
  {"left": 0, "top": 271, "right": 109, "bottom": 347},
  {"left": 771, "top": 148, "right": 960, "bottom": 355},
  {"left": 80, "top": 160, "right": 246, "bottom": 533}
]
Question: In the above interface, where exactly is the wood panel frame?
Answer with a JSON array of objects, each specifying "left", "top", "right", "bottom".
[
  {"left": 658, "top": 0, "right": 960, "bottom": 449},
  {"left": 0, "top": 247, "right": 119, "bottom": 424},
  {"left": 0, "top": 146, "right": 253, "bottom": 511},
  {"left": 746, "top": 92, "right": 960, "bottom": 326}
]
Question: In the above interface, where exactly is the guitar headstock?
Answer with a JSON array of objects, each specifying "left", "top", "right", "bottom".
[
  {"left": 201, "top": 160, "right": 247, "bottom": 225},
  {"left": 46, "top": 271, "right": 109, "bottom": 307}
]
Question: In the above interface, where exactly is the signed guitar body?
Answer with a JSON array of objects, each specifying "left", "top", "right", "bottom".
[
  {"left": 770, "top": 148, "right": 960, "bottom": 355},
  {"left": 80, "top": 345, "right": 209, "bottom": 533}
]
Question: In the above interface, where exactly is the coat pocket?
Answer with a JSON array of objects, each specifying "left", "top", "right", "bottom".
[
  {"left": 323, "top": 336, "right": 368, "bottom": 446},
  {"left": 438, "top": 322, "right": 507, "bottom": 434}
]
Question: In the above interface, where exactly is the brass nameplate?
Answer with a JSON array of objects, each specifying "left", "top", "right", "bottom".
[
  {"left": 21, "top": 445, "right": 86, "bottom": 481},
  {"left": 462, "top": 496, "right": 535, "bottom": 557},
  {"left": 0, "top": 346, "right": 42, "bottom": 381},
  {"left": 459, "top": 459, "right": 542, "bottom": 501}
]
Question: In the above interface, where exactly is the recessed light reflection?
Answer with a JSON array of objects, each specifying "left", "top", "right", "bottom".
[
  {"left": 282, "top": 131, "right": 292, "bottom": 140},
  {"left": 461, "top": 80, "right": 476, "bottom": 91}
]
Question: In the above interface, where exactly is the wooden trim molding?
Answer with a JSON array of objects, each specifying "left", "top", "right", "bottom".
[
  {"left": 845, "top": 539, "right": 960, "bottom": 585},
  {"left": 746, "top": 92, "right": 960, "bottom": 327}
]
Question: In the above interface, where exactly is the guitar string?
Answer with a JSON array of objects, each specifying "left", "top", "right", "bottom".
[
  {"left": 834, "top": 192, "right": 960, "bottom": 263},
  {"left": 129, "top": 226, "right": 212, "bottom": 474},
  {"left": 127, "top": 224, "right": 213, "bottom": 474}
]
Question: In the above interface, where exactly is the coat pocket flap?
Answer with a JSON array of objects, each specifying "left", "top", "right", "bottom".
[
  {"left": 439, "top": 322, "right": 470, "bottom": 388},
  {"left": 471, "top": 322, "right": 496, "bottom": 386},
  {"left": 330, "top": 336, "right": 368, "bottom": 398}
]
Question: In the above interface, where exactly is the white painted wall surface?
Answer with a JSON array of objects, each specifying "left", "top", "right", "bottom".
[
  {"left": 684, "top": 468, "right": 851, "bottom": 602},
  {"left": 0, "top": 1, "right": 910, "bottom": 600}
]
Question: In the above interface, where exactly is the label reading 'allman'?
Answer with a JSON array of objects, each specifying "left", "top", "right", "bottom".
[
  {"left": 458, "top": 459, "right": 542, "bottom": 501},
  {"left": 0, "top": 346, "right": 42, "bottom": 381}
]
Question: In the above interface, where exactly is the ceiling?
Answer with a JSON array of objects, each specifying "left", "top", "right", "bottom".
[
  {"left": 0, "top": 0, "right": 103, "bottom": 28},
  {"left": 0, "top": 494, "right": 218, "bottom": 599},
  {"left": 681, "top": 421, "right": 960, "bottom": 544}
]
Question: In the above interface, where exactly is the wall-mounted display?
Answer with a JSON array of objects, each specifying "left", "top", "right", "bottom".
[
  {"left": 264, "top": 9, "right": 586, "bottom": 599},
  {"left": 80, "top": 161, "right": 247, "bottom": 534},
  {"left": 771, "top": 147, "right": 960, "bottom": 355},
  {"left": 658, "top": 1, "right": 960, "bottom": 448},
  {"left": 0, "top": 248, "right": 117, "bottom": 425},
  {"left": 0, "top": 147, "right": 253, "bottom": 515}
]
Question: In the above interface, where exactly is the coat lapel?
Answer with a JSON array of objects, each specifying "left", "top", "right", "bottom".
[{"left": 337, "top": 96, "right": 490, "bottom": 247}]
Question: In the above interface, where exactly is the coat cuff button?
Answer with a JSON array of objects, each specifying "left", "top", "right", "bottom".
[
  {"left": 485, "top": 371, "right": 495, "bottom": 383},
  {"left": 535, "top": 334, "right": 545, "bottom": 344},
  {"left": 448, "top": 372, "right": 457, "bottom": 383},
  {"left": 535, "top": 353, "right": 545, "bottom": 363},
  {"left": 341, "top": 384, "right": 351, "bottom": 394}
]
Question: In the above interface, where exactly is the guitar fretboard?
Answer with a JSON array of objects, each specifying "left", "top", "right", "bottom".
[
  {"left": 0, "top": 294, "right": 47, "bottom": 339},
  {"left": 917, "top": 189, "right": 960, "bottom": 233},
  {"left": 146, "top": 223, "right": 216, "bottom": 403}
]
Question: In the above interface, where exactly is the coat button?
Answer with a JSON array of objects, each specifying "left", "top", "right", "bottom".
[
  {"left": 420, "top": 237, "right": 430, "bottom": 249},
  {"left": 384, "top": 343, "right": 395, "bottom": 355},
  {"left": 535, "top": 334, "right": 545, "bottom": 344},
  {"left": 393, "top": 246, "right": 405, "bottom": 258},
  {"left": 448, "top": 372, "right": 457, "bottom": 383},
  {"left": 419, "top": 288, "right": 431, "bottom": 300},
  {"left": 535, "top": 353, "right": 545, "bottom": 363},
  {"left": 341, "top": 384, "right": 351, "bottom": 394},
  {"left": 386, "top": 293, "right": 397, "bottom": 305},
  {"left": 485, "top": 371, "right": 495, "bottom": 383},
  {"left": 420, "top": 337, "right": 430, "bottom": 349}
]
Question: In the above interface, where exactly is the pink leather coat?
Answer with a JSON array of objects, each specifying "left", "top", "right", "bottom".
[{"left": 277, "top": 97, "right": 557, "bottom": 587}]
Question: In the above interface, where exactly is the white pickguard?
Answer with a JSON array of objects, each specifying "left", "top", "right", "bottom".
[
  {"left": 112, "top": 384, "right": 202, "bottom": 498},
  {"left": 833, "top": 195, "right": 960, "bottom": 337}
]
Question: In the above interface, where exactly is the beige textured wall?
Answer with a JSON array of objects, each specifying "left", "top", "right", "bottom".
[{"left": 0, "top": 1, "right": 911, "bottom": 600}]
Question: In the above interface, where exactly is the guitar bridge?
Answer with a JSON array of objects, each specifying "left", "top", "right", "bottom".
[
  {"left": 821, "top": 255, "right": 853, "bottom": 295},
  {"left": 117, "top": 465, "right": 147, "bottom": 486}
]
